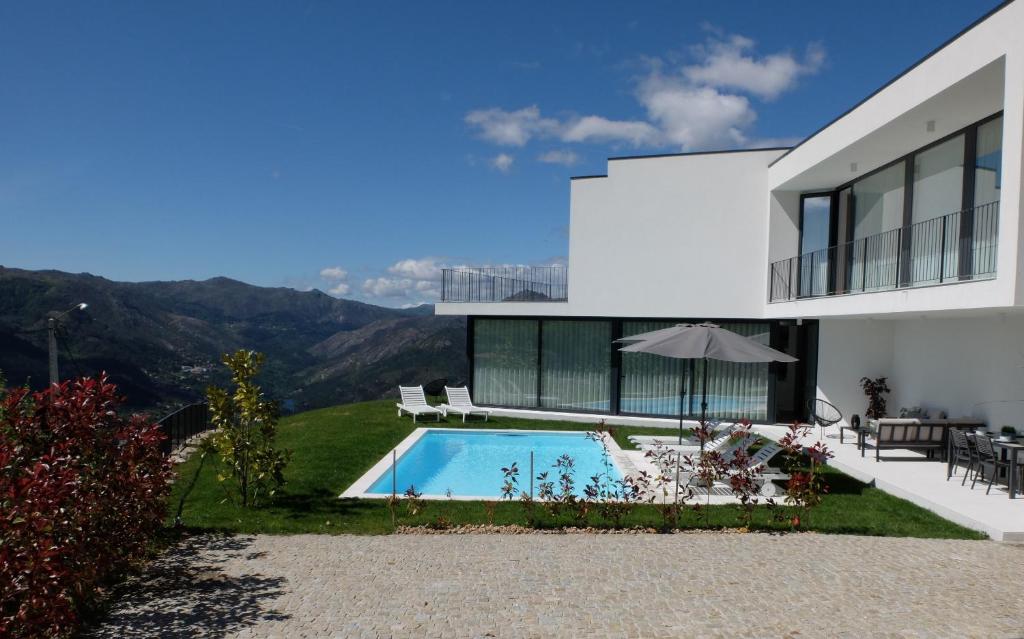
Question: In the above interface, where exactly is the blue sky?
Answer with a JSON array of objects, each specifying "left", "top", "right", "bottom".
[{"left": 0, "top": 1, "right": 1001, "bottom": 306}]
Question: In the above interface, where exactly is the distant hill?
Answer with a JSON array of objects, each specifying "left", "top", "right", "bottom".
[{"left": 0, "top": 267, "right": 466, "bottom": 414}]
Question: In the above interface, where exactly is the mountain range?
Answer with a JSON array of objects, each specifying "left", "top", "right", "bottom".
[{"left": 0, "top": 267, "right": 467, "bottom": 414}]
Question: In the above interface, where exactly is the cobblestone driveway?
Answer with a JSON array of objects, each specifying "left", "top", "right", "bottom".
[{"left": 88, "top": 533, "right": 1024, "bottom": 638}]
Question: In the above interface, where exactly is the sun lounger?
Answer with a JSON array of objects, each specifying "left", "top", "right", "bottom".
[
  {"left": 396, "top": 385, "right": 443, "bottom": 422},
  {"left": 439, "top": 386, "right": 491, "bottom": 422}
]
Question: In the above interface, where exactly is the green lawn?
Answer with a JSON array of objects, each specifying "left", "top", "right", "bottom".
[{"left": 169, "top": 400, "right": 985, "bottom": 539}]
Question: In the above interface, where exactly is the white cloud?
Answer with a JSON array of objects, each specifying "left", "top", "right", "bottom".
[
  {"left": 490, "top": 153, "right": 515, "bottom": 173},
  {"left": 537, "top": 149, "right": 580, "bottom": 166},
  {"left": 362, "top": 277, "right": 414, "bottom": 298},
  {"left": 464, "top": 105, "right": 559, "bottom": 146},
  {"left": 683, "top": 36, "right": 824, "bottom": 101},
  {"left": 388, "top": 258, "right": 442, "bottom": 280},
  {"left": 319, "top": 266, "right": 348, "bottom": 280},
  {"left": 319, "top": 265, "right": 351, "bottom": 298},
  {"left": 464, "top": 31, "right": 824, "bottom": 153},
  {"left": 636, "top": 75, "right": 755, "bottom": 150},
  {"left": 328, "top": 282, "right": 350, "bottom": 296},
  {"left": 561, "top": 116, "right": 660, "bottom": 147}
]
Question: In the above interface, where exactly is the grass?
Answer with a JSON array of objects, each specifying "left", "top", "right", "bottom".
[{"left": 169, "top": 400, "right": 986, "bottom": 539}]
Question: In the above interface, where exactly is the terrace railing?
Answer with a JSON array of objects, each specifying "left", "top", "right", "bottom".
[
  {"left": 441, "top": 266, "right": 568, "bottom": 303},
  {"left": 769, "top": 201, "right": 999, "bottom": 303},
  {"left": 156, "top": 402, "right": 212, "bottom": 456}
]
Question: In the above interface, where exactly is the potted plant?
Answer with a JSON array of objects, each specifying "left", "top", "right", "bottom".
[
  {"left": 859, "top": 377, "right": 891, "bottom": 419},
  {"left": 1000, "top": 426, "right": 1017, "bottom": 442}
]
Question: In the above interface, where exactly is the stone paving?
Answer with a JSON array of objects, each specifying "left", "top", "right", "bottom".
[{"left": 88, "top": 533, "right": 1024, "bottom": 638}]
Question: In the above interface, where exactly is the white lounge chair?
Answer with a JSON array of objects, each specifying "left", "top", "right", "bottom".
[
  {"left": 439, "top": 386, "right": 491, "bottom": 422},
  {"left": 396, "top": 385, "right": 443, "bottom": 422},
  {"left": 697, "top": 442, "right": 789, "bottom": 496},
  {"left": 638, "top": 425, "right": 742, "bottom": 455},
  {"left": 629, "top": 424, "right": 738, "bottom": 448}
]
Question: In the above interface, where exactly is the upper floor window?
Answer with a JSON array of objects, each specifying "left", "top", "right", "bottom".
[
  {"left": 975, "top": 115, "right": 1002, "bottom": 206},
  {"left": 912, "top": 134, "right": 964, "bottom": 222}
]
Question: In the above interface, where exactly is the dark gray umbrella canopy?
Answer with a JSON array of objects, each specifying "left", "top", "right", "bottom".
[
  {"left": 618, "top": 322, "right": 797, "bottom": 363},
  {"left": 616, "top": 322, "right": 797, "bottom": 444}
]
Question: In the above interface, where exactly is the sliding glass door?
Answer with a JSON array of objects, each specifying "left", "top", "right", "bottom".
[
  {"left": 540, "top": 320, "right": 611, "bottom": 411},
  {"left": 798, "top": 195, "right": 833, "bottom": 297},
  {"left": 472, "top": 319, "right": 538, "bottom": 407}
]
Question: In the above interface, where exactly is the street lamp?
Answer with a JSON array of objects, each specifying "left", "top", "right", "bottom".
[{"left": 48, "top": 302, "right": 88, "bottom": 385}]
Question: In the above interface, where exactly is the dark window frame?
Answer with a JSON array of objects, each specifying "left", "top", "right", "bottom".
[{"left": 467, "top": 315, "right": 817, "bottom": 424}]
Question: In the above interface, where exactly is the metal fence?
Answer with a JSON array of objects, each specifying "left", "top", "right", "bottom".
[
  {"left": 769, "top": 201, "right": 999, "bottom": 302},
  {"left": 441, "top": 266, "right": 568, "bottom": 303},
  {"left": 157, "top": 402, "right": 211, "bottom": 456}
]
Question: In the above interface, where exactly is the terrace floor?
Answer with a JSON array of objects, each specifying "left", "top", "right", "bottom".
[
  {"left": 776, "top": 423, "right": 1024, "bottom": 543},
  {"left": 87, "top": 532, "right": 1024, "bottom": 638}
]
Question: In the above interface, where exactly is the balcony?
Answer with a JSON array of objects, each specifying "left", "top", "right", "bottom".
[
  {"left": 769, "top": 201, "right": 999, "bottom": 302},
  {"left": 440, "top": 266, "right": 568, "bottom": 303}
]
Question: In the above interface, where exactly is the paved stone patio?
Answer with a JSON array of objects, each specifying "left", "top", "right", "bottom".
[{"left": 88, "top": 533, "right": 1024, "bottom": 638}]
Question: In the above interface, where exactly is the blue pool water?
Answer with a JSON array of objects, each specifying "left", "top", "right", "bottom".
[{"left": 367, "top": 429, "right": 620, "bottom": 498}]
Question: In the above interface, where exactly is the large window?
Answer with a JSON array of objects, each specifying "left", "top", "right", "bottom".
[
  {"left": 540, "top": 320, "right": 611, "bottom": 411},
  {"left": 798, "top": 195, "right": 832, "bottom": 297},
  {"left": 618, "top": 321, "right": 769, "bottom": 421},
  {"left": 973, "top": 116, "right": 1002, "bottom": 275},
  {"left": 911, "top": 134, "right": 965, "bottom": 282},
  {"left": 472, "top": 319, "right": 538, "bottom": 407},
  {"left": 853, "top": 162, "right": 905, "bottom": 239},
  {"left": 471, "top": 318, "right": 801, "bottom": 423},
  {"left": 619, "top": 321, "right": 685, "bottom": 416}
]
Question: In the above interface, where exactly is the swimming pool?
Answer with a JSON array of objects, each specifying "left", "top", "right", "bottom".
[{"left": 363, "top": 429, "right": 622, "bottom": 499}]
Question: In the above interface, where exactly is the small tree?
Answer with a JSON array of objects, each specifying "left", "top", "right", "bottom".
[
  {"left": 859, "top": 376, "right": 891, "bottom": 418},
  {"left": 207, "top": 350, "right": 291, "bottom": 508}
]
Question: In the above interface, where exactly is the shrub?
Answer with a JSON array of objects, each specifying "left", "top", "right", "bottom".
[{"left": 0, "top": 375, "right": 171, "bottom": 638}]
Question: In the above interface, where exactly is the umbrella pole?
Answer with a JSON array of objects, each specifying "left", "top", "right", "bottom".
[
  {"left": 677, "top": 372, "right": 685, "bottom": 445},
  {"left": 699, "top": 358, "right": 709, "bottom": 453}
]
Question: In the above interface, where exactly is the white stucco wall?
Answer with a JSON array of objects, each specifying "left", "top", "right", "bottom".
[
  {"left": 817, "top": 313, "right": 1024, "bottom": 431},
  {"left": 566, "top": 149, "right": 786, "bottom": 318},
  {"left": 816, "top": 319, "right": 895, "bottom": 427}
]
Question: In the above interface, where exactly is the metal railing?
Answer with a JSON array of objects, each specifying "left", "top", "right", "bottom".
[
  {"left": 157, "top": 402, "right": 211, "bottom": 456},
  {"left": 441, "top": 266, "right": 568, "bottom": 302},
  {"left": 769, "top": 201, "right": 999, "bottom": 302}
]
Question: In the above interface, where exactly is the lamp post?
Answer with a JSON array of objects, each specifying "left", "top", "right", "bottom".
[{"left": 47, "top": 302, "right": 88, "bottom": 385}]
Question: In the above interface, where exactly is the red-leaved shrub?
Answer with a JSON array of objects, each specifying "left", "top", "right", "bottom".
[{"left": 0, "top": 375, "right": 172, "bottom": 638}]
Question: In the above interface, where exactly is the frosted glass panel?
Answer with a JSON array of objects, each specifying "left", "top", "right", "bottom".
[
  {"left": 619, "top": 321, "right": 768, "bottom": 421},
  {"left": 472, "top": 319, "right": 538, "bottom": 407},
  {"left": 540, "top": 321, "right": 611, "bottom": 411},
  {"left": 620, "top": 321, "right": 686, "bottom": 416},
  {"left": 696, "top": 323, "right": 770, "bottom": 422}
]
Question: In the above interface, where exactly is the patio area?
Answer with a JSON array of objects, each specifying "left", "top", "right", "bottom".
[{"left": 754, "top": 423, "right": 1024, "bottom": 542}]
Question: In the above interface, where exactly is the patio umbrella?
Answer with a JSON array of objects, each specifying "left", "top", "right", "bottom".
[{"left": 616, "top": 322, "right": 798, "bottom": 445}]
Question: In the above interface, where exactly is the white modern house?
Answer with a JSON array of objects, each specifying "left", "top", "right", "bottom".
[{"left": 436, "top": 1, "right": 1023, "bottom": 435}]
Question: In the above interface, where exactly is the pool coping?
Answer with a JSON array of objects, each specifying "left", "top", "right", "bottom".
[{"left": 339, "top": 427, "right": 629, "bottom": 501}]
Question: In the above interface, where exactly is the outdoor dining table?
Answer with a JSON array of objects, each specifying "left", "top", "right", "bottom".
[{"left": 991, "top": 438, "right": 1024, "bottom": 499}]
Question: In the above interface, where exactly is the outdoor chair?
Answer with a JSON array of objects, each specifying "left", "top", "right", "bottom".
[
  {"left": 971, "top": 434, "right": 1011, "bottom": 495},
  {"left": 808, "top": 398, "right": 843, "bottom": 439},
  {"left": 439, "top": 386, "right": 491, "bottom": 422},
  {"left": 947, "top": 428, "right": 978, "bottom": 486},
  {"left": 396, "top": 385, "right": 443, "bottom": 423}
]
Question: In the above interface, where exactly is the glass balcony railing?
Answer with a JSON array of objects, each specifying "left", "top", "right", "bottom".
[
  {"left": 769, "top": 201, "right": 999, "bottom": 303},
  {"left": 440, "top": 266, "right": 567, "bottom": 303}
]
